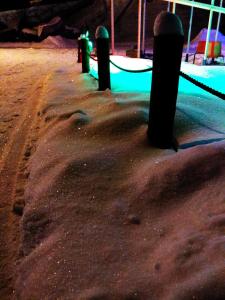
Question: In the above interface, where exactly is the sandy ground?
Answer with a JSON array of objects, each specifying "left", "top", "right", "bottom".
[
  {"left": 0, "top": 48, "right": 76, "bottom": 299},
  {"left": 0, "top": 36, "right": 77, "bottom": 49},
  {"left": 0, "top": 47, "right": 225, "bottom": 300}
]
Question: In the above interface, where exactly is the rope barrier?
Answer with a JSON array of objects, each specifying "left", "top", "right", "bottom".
[
  {"left": 89, "top": 54, "right": 224, "bottom": 100},
  {"left": 89, "top": 55, "right": 98, "bottom": 61},
  {"left": 179, "top": 70, "right": 225, "bottom": 101},
  {"left": 89, "top": 53, "right": 153, "bottom": 73},
  {"left": 109, "top": 59, "right": 153, "bottom": 73}
]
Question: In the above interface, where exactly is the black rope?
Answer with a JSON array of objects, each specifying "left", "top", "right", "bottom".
[
  {"left": 179, "top": 71, "right": 225, "bottom": 101},
  {"left": 89, "top": 54, "right": 98, "bottom": 61},
  {"left": 89, "top": 52, "right": 153, "bottom": 73},
  {"left": 110, "top": 59, "right": 153, "bottom": 73},
  {"left": 89, "top": 57, "right": 224, "bottom": 99}
]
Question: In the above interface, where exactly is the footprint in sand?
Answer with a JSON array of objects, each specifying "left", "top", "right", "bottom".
[
  {"left": 127, "top": 214, "right": 141, "bottom": 225},
  {"left": 208, "top": 213, "right": 225, "bottom": 229},
  {"left": 3, "top": 118, "right": 13, "bottom": 123},
  {"left": 16, "top": 188, "right": 25, "bottom": 196},
  {"left": 24, "top": 146, "right": 32, "bottom": 158},
  {"left": 13, "top": 198, "right": 25, "bottom": 216}
]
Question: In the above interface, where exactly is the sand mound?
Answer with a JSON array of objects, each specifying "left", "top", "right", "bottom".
[
  {"left": 13, "top": 65, "right": 225, "bottom": 300},
  {"left": 0, "top": 35, "right": 76, "bottom": 48},
  {"left": 41, "top": 35, "right": 76, "bottom": 48}
]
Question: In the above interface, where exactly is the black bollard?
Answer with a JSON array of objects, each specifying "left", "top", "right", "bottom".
[
  {"left": 77, "top": 37, "right": 82, "bottom": 63},
  {"left": 185, "top": 53, "right": 189, "bottom": 63},
  {"left": 81, "top": 36, "right": 90, "bottom": 73},
  {"left": 95, "top": 26, "right": 111, "bottom": 91},
  {"left": 147, "top": 12, "right": 184, "bottom": 150}
]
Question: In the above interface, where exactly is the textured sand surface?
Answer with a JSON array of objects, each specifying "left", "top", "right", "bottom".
[
  {"left": 8, "top": 56, "right": 225, "bottom": 299},
  {"left": 0, "top": 36, "right": 76, "bottom": 49},
  {"left": 0, "top": 49, "right": 76, "bottom": 299}
]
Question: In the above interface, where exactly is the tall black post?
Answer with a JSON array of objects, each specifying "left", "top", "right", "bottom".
[
  {"left": 95, "top": 26, "right": 111, "bottom": 91},
  {"left": 185, "top": 53, "right": 189, "bottom": 63},
  {"left": 81, "top": 36, "right": 90, "bottom": 73},
  {"left": 77, "top": 37, "right": 82, "bottom": 63},
  {"left": 148, "top": 12, "right": 184, "bottom": 149}
]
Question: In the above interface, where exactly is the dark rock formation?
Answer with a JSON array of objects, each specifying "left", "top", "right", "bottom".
[
  {"left": 0, "top": 0, "right": 224, "bottom": 44},
  {"left": 0, "top": 1, "right": 29, "bottom": 12},
  {"left": 0, "top": 0, "right": 94, "bottom": 42},
  {"left": 37, "top": 16, "right": 64, "bottom": 39},
  {"left": 36, "top": 16, "right": 80, "bottom": 41},
  {"left": 0, "top": 0, "right": 94, "bottom": 29},
  {"left": 0, "top": 28, "right": 18, "bottom": 42},
  {"left": 19, "top": 27, "right": 39, "bottom": 42},
  {"left": 0, "top": 20, "right": 7, "bottom": 30}
]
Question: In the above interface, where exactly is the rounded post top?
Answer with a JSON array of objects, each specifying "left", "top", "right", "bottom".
[
  {"left": 95, "top": 26, "right": 109, "bottom": 39},
  {"left": 154, "top": 11, "right": 184, "bottom": 36}
]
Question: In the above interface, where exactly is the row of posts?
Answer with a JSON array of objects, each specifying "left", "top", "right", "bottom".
[
  {"left": 77, "top": 12, "right": 184, "bottom": 150},
  {"left": 78, "top": 27, "right": 111, "bottom": 91}
]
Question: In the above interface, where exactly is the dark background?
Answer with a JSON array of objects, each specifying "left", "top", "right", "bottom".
[
  {"left": 0, "top": 0, "right": 224, "bottom": 43},
  {"left": 0, "top": 1, "right": 71, "bottom": 11}
]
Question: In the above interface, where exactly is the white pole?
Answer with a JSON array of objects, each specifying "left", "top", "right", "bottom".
[
  {"left": 203, "top": 0, "right": 215, "bottom": 64},
  {"left": 167, "top": 1, "right": 171, "bottom": 12},
  {"left": 215, "top": 0, "right": 223, "bottom": 41},
  {"left": 186, "top": 0, "right": 194, "bottom": 61},
  {"left": 172, "top": 1, "right": 176, "bottom": 13},
  {"left": 111, "top": 0, "right": 115, "bottom": 54},
  {"left": 138, "top": 0, "right": 142, "bottom": 58},
  {"left": 142, "top": 0, "right": 147, "bottom": 54},
  {"left": 163, "top": 0, "right": 225, "bottom": 14}
]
